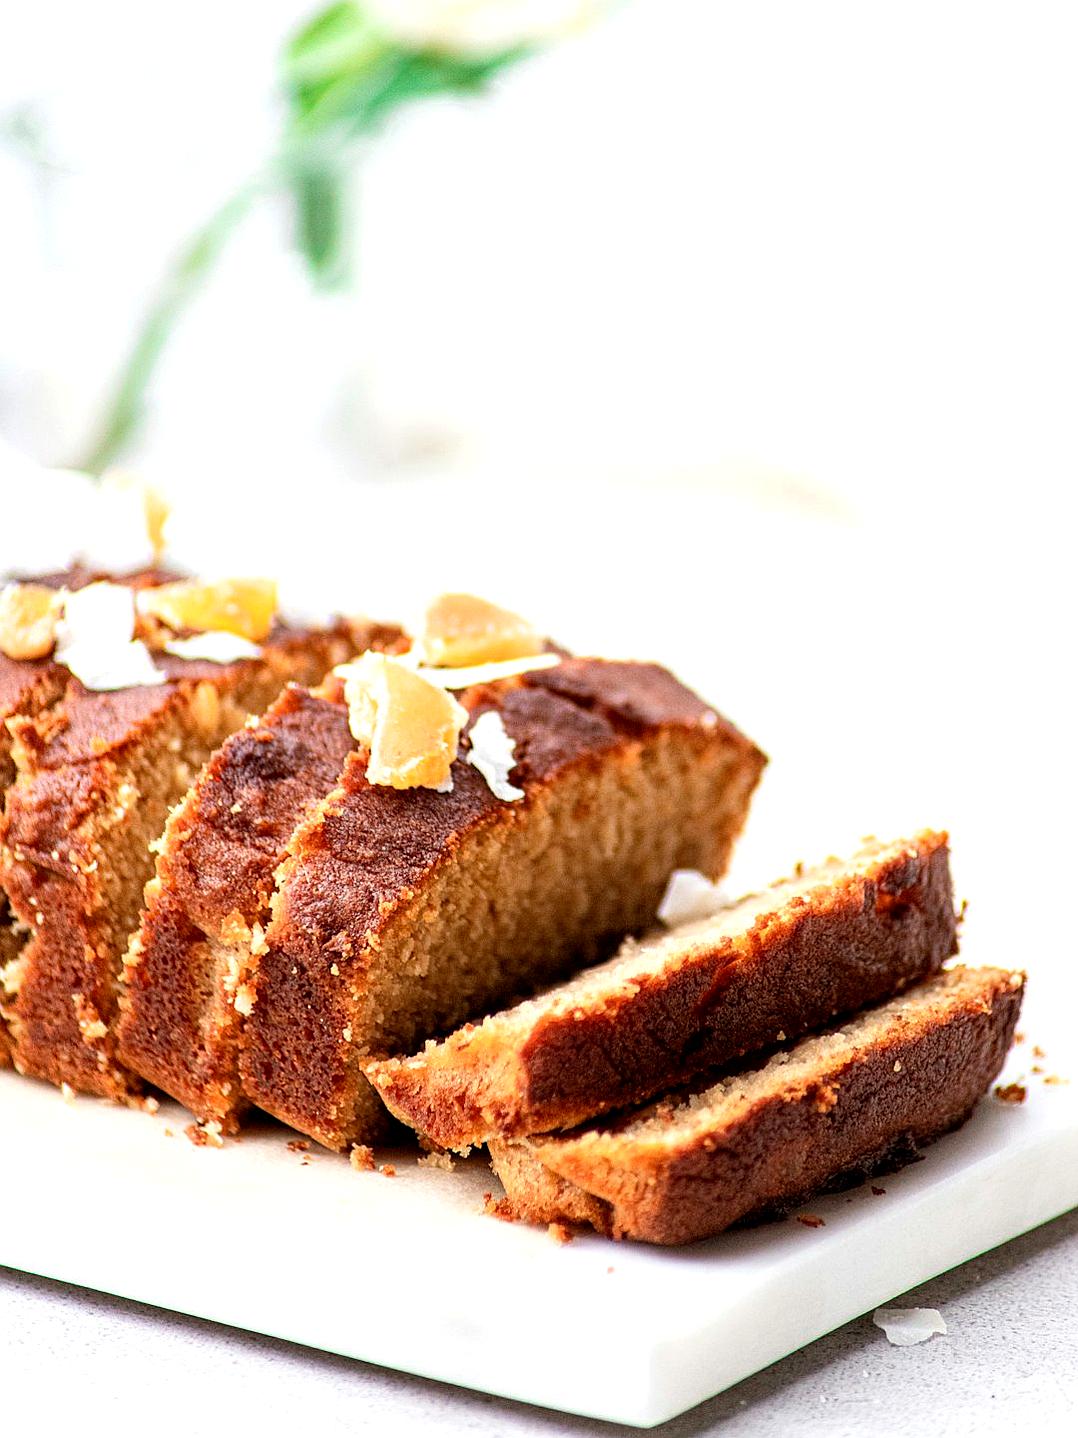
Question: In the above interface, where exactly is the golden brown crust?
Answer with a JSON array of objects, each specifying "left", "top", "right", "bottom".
[
  {"left": 366, "top": 833, "right": 958, "bottom": 1149},
  {"left": 490, "top": 966, "right": 1024, "bottom": 1244},
  {"left": 240, "top": 660, "right": 766, "bottom": 1150}
]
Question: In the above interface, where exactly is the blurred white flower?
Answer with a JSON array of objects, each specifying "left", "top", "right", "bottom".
[{"left": 364, "top": 0, "right": 610, "bottom": 55}]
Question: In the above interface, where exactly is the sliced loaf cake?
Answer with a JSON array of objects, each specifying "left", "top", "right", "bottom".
[
  {"left": 118, "top": 649, "right": 764, "bottom": 1148},
  {"left": 0, "top": 573, "right": 387, "bottom": 1098},
  {"left": 490, "top": 965, "right": 1025, "bottom": 1244},
  {"left": 366, "top": 832, "right": 958, "bottom": 1149}
]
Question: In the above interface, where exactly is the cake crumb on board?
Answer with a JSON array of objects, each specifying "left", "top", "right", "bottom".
[
  {"left": 417, "top": 1150, "right": 455, "bottom": 1171},
  {"left": 482, "top": 1192, "right": 516, "bottom": 1222},
  {"left": 994, "top": 1082, "right": 1027, "bottom": 1105},
  {"left": 185, "top": 1120, "right": 224, "bottom": 1148}
]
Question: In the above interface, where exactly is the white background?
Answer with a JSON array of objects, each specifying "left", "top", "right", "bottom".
[
  {"left": 0, "top": 0, "right": 1075, "bottom": 517},
  {"left": 1, "top": 3, "right": 1076, "bottom": 1433}
]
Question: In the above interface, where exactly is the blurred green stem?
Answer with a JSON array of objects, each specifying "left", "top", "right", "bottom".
[
  {"left": 79, "top": 184, "right": 261, "bottom": 474},
  {"left": 75, "top": 1, "right": 530, "bottom": 475}
]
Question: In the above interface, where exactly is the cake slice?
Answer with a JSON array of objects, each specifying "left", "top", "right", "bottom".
[
  {"left": 490, "top": 965, "right": 1025, "bottom": 1245},
  {"left": 0, "top": 575, "right": 384, "bottom": 1098},
  {"left": 365, "top": 832, "right": 958, "bottom": 1149},
  {"left": 237, "top": 659, "right": 766, "bottom": 1150},
  {"left": 114, "top": 671, "right": 382, "bottom": 1125},
  {"left": 2, "top": 581, "right": 103, "bottom": 1066},
  {"left": 3, "top": 653, "right": 72, "bottom": 1064}
]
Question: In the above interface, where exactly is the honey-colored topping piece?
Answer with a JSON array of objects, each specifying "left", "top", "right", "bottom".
[
  {"left": 138, "top": 578, "right": 277, "bottom": 643},
  {"left": 342, "top": 651, "right": 467, "bottom": 791},
  {"left": 101, "top": 470, "right": 171, "bottom": 561},
  {"left": 418, "top": 593, "right": 544, "bottom": 667},
  {"left": 143, "top": 486, "right": 170, "bottom": 561},
  {"left": 0, "top": 583, "right": 63, "bottom": 660}
]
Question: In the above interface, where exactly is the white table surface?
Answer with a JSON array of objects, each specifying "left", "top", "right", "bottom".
[{"left": 3, "top": 1209, "right": 1076, "bottom": 1437}]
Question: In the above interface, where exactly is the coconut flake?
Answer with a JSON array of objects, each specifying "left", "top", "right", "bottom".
[
  {"left": 657, "top": 869, "right": 726, "bottom": 927},
  {"left": 466, "top": 710, "right": 524, "bottom": 801},
  {"left": 163, "top": 630, "right": 262, "bottom": 664},
  {"left": 54, "top": 582, "right": 166, "bottom": 691},
  {"left": 872, "top": 1308, "right": 948, "bottom": 1346},
  {"left": 413, "top": 652, "right": 560, "bottom": 690}
]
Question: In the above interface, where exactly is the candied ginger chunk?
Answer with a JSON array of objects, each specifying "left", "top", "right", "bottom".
[
  {"left": 138, "top": 578, "right": 277, "bottom": 642},
  {"left": 343, "top": 652, "right": 467, "bottom": 791},
  {"left": 0, "top": 583, "right": 63, "bottom": 660},
  {"left": 419, "top": 593, "right": 544, "bottom": 667}
]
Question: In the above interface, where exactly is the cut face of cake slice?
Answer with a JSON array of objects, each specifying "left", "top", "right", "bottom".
[
  {"left": 0, "top": 571, "right": 389, "bottom": 1098},
  {"left": 489, "top": 965, "right": 1025, "bottom": 1245},
  {"left": 114, "top": 673, "right": 381, "bottom": 1125},
  {"left": 238, "top": 659, "right": 766, "bottom": 1150},
  {"left": 1, "top": 612, "right": 89, "bottom": 1065},
  {"left": 365, "top": 832, "right": 959, "bottom": 1150},
  {"left": 2, "top": 583, "right": 109, "bottom": 1069}
]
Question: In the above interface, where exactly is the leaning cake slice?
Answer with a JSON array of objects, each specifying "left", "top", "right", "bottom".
[
  {"left": 489, "top": 965, "right": 1025, "bottom": 1244},
  {"left": 366, "top": 832, "right": 958, "bottom": 1149}
]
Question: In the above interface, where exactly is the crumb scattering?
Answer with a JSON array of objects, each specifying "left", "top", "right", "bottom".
[
  {"left": 871, "top": 1185, "right": 887, "bottom": 1196},
  {"left": 287, "top": 1139, "right": 310, "bottom": 1153},
  {"left": 381, "top": 1163, "right": 397, "bottom": 1177},
  {"left": 349, "top": 1144, "right": 376, "bottom": 1171},
  {"left": 797, "top": 1214, "right": 825, "bottom": 1228},
  {"left": 548, "top": 1222, "right": 573, "bottom": 1245}
]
